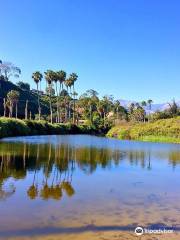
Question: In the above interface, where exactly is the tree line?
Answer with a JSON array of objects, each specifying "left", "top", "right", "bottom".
[{"left": 0, "top": 59, "right": 179, "bottom": 128}]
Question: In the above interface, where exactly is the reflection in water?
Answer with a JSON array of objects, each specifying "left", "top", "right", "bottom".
[
  {"left": 0, "top": 136, "right": 180, "bottom": 239},
  {"left": 0, "top": 140, "right": 180, "bottom": 202}
]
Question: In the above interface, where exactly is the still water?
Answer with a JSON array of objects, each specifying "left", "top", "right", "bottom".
[{"left": 0, "top": 135, "right": 180, "bottom": 239}]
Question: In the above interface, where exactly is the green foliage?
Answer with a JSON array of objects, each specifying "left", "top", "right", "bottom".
[
  {"left": 0, "top": 80, "right": 49, "bottom": 117},
  {"left": 0, "top": 118, "right": 30, "bottom": 138},
  {"left": 129, "top": 107, "right": 145, "bottom": 122},
  {"left": 0, "top": 118, "right": 106, "bottom": 138},
  {"left": 16, "top": 81, "right": 30, "bottom": 91},
  {"left": 107, "top": 117, "right": 180, "bottom": 143}
]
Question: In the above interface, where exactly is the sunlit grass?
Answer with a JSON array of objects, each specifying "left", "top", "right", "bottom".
[{"left": 107, "top": 117, "right": 180, "bottom": 144}]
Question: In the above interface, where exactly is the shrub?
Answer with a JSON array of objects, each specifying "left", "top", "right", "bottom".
[
  {"left": 107, "top": 117, "right": 180, "bottom": 143},
  {"left": 0, "top": 118, "right": 30, "bottom": 138}
]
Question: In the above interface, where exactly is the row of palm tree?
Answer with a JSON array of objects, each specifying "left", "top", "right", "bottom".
[{"left": 32, "top": 70, "right": 78, "bottom": 123}]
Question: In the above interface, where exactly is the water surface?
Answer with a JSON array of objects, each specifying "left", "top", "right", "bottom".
[{"left": 0, "top": 135, "right": 180, "bottom": 238}]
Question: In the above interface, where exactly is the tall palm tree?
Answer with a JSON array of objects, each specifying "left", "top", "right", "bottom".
[
  {"left": 69, "top": 73, "right": 78, "bottom": 124},
  {"left": 56, "top": 71, "right": 66, "bottom": 122},
  {"left": 141, "top": 101, "right": 147, "bottom": 122},
  {"left": 64, "top": 77, "right": 73, "bottom": 121},
  {"left": 52, "top": 72, "right": 59, "bottom": 123},
  {"left": 32, "top": 71, "right": 43, "bottom": 120},
  {"left": 44, "top": 70, "right": 54, "bottom": 123},
  {"left": 129, "top": 103, "right": 135, "bottom": 114},
  {"left": 147, "top": 99, "right": 153, "bottom": 122},
  {"left": 147, "top": 99, "right": 153, "bottom": 110}
]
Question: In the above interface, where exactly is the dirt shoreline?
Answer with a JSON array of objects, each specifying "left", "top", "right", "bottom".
[{"left": 1, "top": 231, "right": 180, "bottom": 240}]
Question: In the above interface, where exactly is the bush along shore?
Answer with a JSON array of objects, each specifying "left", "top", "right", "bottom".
[
  {"left": 106, "top": 117, "right": 180, "bottom": 144},
  {"left": 0, "top": 118, "right": 108, "bottom": 139}
]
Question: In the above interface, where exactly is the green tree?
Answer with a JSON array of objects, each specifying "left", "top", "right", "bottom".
[
  {"left": 141, "top": 101, "right": 147, "bottom": 122},
  {"left": 128, "top": 103, "right": 135, "bottom": 114},
  {"left": 56, "top": 71, "right": 66, "bottom": 122},
  {"left": 168, "top": 100, "right": 179, "bottom": 116},
  {"left": 44, "top": 70, "right": 54, "bottom": 123},
  {"left": 32, "top": 71, "right": 43, "bottom": 120},
  {"left": 69, "top": 73, "right": 78, "bottom": 123},
  {"left": 17, "top": 81, "right": 30, "bottom": 91},
  {"left": 147, "top": 99, "right": 153, "bottom": 122},
  {"left": 7, "top": 90, "right": 20, "bottom": 118},
  {"left": 130, "top": 107, "right": 145, "bottom": 122}
]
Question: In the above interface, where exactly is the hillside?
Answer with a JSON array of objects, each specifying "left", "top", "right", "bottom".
[
  {"left": 107, "top": 117, "right": 180, "bottom": 143},
  {"left": 0, "top": 80, "right": 49, "bottom": 118}
]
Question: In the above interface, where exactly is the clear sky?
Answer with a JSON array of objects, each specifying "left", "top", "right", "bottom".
[{"left": 1, "top": 0, "right": 180, "bottom": 103}]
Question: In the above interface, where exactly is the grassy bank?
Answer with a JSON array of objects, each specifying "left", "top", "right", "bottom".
[
  {"left": 107, "top": 117, "right": 180, "bottom": 144},
  {"left": 0, "top": 117, "right": 103, "bottom": 139}
]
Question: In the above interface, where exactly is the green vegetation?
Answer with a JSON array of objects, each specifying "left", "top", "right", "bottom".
[
  {"left": 0, "top": 59, "right": 180, "bottom": 143},
  {"left": 107, "top": 117, "right": 180, "bottom": 143},
  {"left": 0, "top": 117, "right": 102, "bottom": 139}
]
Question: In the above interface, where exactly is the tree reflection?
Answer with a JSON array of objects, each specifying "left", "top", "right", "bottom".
[
  {"left": 27, "top": 185, "right": 38, "bottom": 200},
  {"left": 0, "top": 141, "right": 180, "bottom": 201},
  {"left": 61, "top": 181, "right": 75, "bottom": 197}
]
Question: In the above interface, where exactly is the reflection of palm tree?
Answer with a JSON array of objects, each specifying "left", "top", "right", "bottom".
[
  {"left": 61, "top": 181, "right": 75, "bottom": 197},
  {"left": 50, "top": 185, "right": 62, "bottom": 200},
  {"left": 40, "top": 183, "right": 63, "bottom": 200},
  {"left": 40, "top": 184, "right": 49, "bottom": 200},
  {"left": 147, "top": 151, "right": 152, "bottom": 170},
  {"left": 27, "top": 185, "right": 38, "bottom": 199},
  {"left": 27, "top": 167, "right": 38, "bottom": 200}
]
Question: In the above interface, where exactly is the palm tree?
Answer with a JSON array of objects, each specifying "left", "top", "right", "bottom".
[
  {"left": 129, "top": 103, "right": 135, "bottom": 114},
  {"left": 141, "top": 101, "right": 147, "bottom": 122},
  {"left": 147, "top": 99, "right": 153, "bottom": 122},
  {"left": 32, "top": 71, "right": 43, "bottom": 120},
  {"left": 52, "top": 72, "right": 59, "bottom": 122},
  {"left": 64, "top": 77, "right": 73, "bottom": 121},
  {"left": 69, "top": 73, "right": 78, "bottom": 124},
  {"left": 56, "top": 71, "right": 66, "bottom": 122},
  {"left": 114, "top": 100, "right": 121, "bottom": 120},
  {"left": 6, "top": 90, "right": 20, "bottom": 118},
  {"left": 147, "top": 99, "right": 153, "bottom": 110},
  {"left": 44, "top": 70, "right": 54, "bottom": 123}
]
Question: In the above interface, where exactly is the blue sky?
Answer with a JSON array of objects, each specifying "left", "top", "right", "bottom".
[{"left": 1, "top": 0, "right": 180, "bottom": 103}]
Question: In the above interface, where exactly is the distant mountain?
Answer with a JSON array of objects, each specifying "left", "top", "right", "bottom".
[{"left": 119, "top": 99, "right": 180, "bottom": 113}]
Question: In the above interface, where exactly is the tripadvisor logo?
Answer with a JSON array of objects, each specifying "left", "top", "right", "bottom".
[
  {"left": 134, "top": 226, "right": 174, "bottom": 235},
  {"left": 135, "top": 227, "right": 144, "bottom": 236}
]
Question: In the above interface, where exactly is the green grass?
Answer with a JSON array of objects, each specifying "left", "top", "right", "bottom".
[
  {"left": 107, "top": 117, "right": 180, "bottom": 144},
  {"left": 0, "top": 117, "right": 100, "bottom": 139}
]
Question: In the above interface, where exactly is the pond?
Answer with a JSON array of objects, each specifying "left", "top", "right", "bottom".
[{"left": 0, "top": 135, "right": 180, "bottom": 239}]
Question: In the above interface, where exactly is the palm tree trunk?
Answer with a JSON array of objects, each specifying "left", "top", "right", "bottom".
[
  {"left": 55, "top": 82, "right": 59, "bottom": 123},
  {"left": 49, "top": 83, "right": 53, "bottom": 124},
  {"left": 3, "top": 98, "right": 6, "bottom": 117},
  {"left": 73, "top": 84, "right": 75, "bottom": 124},
  {"left": 10, "top": 102, "right": 13, "bottom": 118},
  {"left": 89, "top": 105, "right": 92, "bottom": 123},
  {"left": 58, "top": 82, "right": 61, "bottom": 122},
  {"left": 25, "top": 100, "right": 28, "bottom": 120},
  {"left": 104, "top": 111, "right": 106, "bottom": 128},
  {"left": 66, "top": 87, "right": 69, "bottom": 121},
  {"left": 15, "top": 102, "right": 18, "bottom": 119},
  {"left": 37, "top": 83, "right": 41, "bottom": 121}
]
